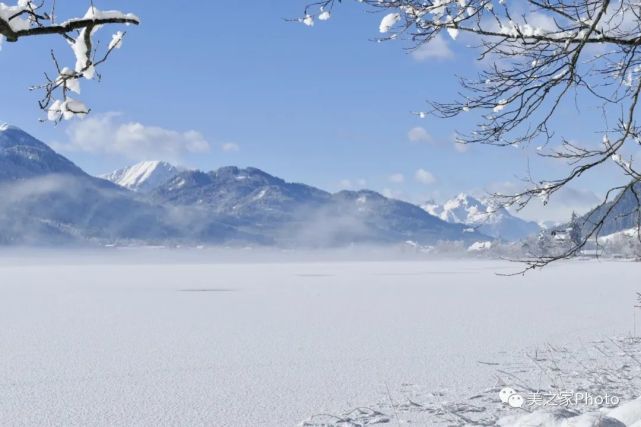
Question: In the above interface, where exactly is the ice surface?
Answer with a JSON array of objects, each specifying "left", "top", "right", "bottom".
[{"left": 0, "top": 252, "right": 639, "bottom": 426}]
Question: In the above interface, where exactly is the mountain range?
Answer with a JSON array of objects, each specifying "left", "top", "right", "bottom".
[
  {"left": 577, "top": 183, "right": 641, "bottom": 238},
  {"left": 0, "top": 124, "right": 490, "bottom": 247},
  {"left": 422, "top": 194, "right": 541, "bottom": 241}
]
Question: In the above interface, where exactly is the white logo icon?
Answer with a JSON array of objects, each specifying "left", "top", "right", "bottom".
[
  {"left": 499, "top": 387, "right": 524, "bottom": 408},
  {"left": 508, "top": 394, "right": 524, "bottom": 408},
  {"left": 499, "top": 387, "right": 516, "bottom": 403}
]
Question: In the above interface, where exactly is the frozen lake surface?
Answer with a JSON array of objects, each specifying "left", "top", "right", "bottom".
[{"left": 0, "top": 251, "right": 638, "bottom": 426}]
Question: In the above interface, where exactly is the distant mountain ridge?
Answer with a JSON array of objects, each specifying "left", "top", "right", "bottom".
[
  {"left": 144, "top": 166, "right": 484, "bottom": 246},
  {"left": 0, "top": 123, "right": 86, "bottom": 180},
  {"left": 423, "top": 193, "right": 540, "bottom": 241},
  {"left": 0, "top": 125, "right": 489, "bottom": 247},
  {"left": 0, "top": 126, "right": 262, "bottom": 245},
  {"left": 578, "top": 183, "right": 641, "bottom": 238},
  {"left": 102, "top": 160, "right": 182, "bottom": 192}
]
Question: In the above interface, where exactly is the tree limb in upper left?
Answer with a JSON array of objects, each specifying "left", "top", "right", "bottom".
[{"left": 0, "top": 1, "right": 139, "bottom": 122}]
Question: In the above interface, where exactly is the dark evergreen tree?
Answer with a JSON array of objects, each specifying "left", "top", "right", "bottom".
[{"left": 569, "top": 212, "right": 582, "bottom": 248}]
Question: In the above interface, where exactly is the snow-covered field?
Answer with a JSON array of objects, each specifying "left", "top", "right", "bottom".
[{"left": 0, "top": 250, "right": 639, "bottom": 426}]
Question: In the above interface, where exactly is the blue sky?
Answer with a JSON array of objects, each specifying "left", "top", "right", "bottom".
[{"left": 0, "top": 0, "right": 620, "bottom": 221}]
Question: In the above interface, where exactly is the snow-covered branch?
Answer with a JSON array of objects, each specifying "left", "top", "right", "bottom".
[
  {"left": 300, "top": 0, "right": 641, "bottom": 265},
  {"left": 0, "top": 1, "right": 139, "bottom": 122}
]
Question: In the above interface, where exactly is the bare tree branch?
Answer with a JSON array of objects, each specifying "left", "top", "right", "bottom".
[
  {"left": 300, "top": 0, "right": 641, "bottom": 267},
  {"left": 0, "top": 1, "right": 139, "bottom": 121}
]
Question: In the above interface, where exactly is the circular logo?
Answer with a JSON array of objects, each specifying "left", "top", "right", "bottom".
[
  {"left": 499, "top": 387, "right": 517, "bottom": 403},
  {"left": 508, "top": 394, "right": 524, "bottom": 408}
]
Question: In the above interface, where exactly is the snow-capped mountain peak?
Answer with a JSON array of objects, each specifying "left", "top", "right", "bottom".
[
  {"left": 0, "top": 123, "right": 22, "bottom": 132},
  {"left": 442, "top": 193, "right": 490, "bottom": 223},
  {"left": 102, "top": 160, "right": 183, "bottom": 192},
  {"left": 422, "top": 199, "right": 441, "bottom": 217},
  {"left": 425, "top": 193, "right": 492, "bottom": 224},
  {"left": 422, "top": 193, "right": 540, "bottom": 241}
]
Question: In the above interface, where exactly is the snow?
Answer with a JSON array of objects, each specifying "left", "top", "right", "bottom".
[
  {"left": 612, "top": 153, "right": 634, "bottom": 174},
  {"left": 502, "top": 399, "right": 641, "bottom": 426},
  {"left": 494, "top": 99, "right": 508, "bottom": 112},
  {"left": 318, "top": 11, "right": 331, "bottom": 21},
  {"left": 0, "top": 122, "right": 20, "bottom": 132},
  {"left": 499, "top": 409, "right": 626, "bottom": 426},
  {"left": 56, "top": 67, "right": 80, "bottom": 94},
  {"left": 423, "top": 193, "right": 539, "bottom": 241},
  {"left": 468, "top": 240, "right": 492, "bottom": 251},
  {"left": 400, "top": 4, "right": 426, "bottom": 20},
  {"left": 12, "top": 4, "right": 139, "bottom": 122},
  {"left": 599, "top": 228, "right": 640, "bottom": 242},
  {"left": 0, "top": 2, "right": 32, "bottom": 32},
  {"left": 447, "top": 26, "right": 459, "bottom": 40},
  {"left": 47, "top": 98, "right": 89, "bottom": 121},
  {"left": 108, "top": 31, "right": 124, "bottom": 50},
  {"left": 379, "top": 13, "right": 400, "bottom": 33},
  {"left": 78, "top": 6, "right": 139, "bottom": 23},
  {"left": 172, "top": 177, "right": 187, "bottom": 190},
  {"left": 0, "top": 253, "right": 639, "bottom": 426},
  {"left": 102, "top": 160, "right": 181, "bottom": 192},
  {"left": 253, "top": 188, "right": 268, "bottom": 201},
  {"left": 609, "top": 399, "right": 641, "bottom": 425},
  {"left": 70, "top": 27, "right": 96, "bottom": 78}
]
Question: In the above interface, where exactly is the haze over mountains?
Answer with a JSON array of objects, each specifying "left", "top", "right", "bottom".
[
  {"left": 104, "top": 161, "right": 489, "bottom": 247},
  {"left": 3, "top": 123, "right": 635, "bottom": 248},
  {"left": 104, "top": 162, "right": 543, "bottom": 243},
  {"left": 0, "top": 124, "right": 494, "bottom": 247}
]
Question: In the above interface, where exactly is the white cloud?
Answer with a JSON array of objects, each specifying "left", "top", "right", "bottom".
[
  {"left": 409, "top": 130, "right": 467, "bottom": 152},
  {"left": 338, "top": 178, "right": 367, "bottom": 190},
  {"left": 408, "top": 126, "right": 432, "bottom": 143},
  {"left": 522, "top": 12, "right": 557, "bottom": 33},
  {"left": 221, "top": 142, "right": 240, "bottom": 152},
  {"left": 338, "top": 179, "right": 354, "bottom": 190},
  {"left": 58, "top": 113, "right": 210, "bottom": 161},
  {"left": 415, "top": 168, "right": 436, "bottom": 185},
  {"left": 388, "top": 173, "right": 405, "bottom": 184},
  {"left": 453, "top": 141, "right": 469, "bottom": 153},
  {"left": 411, "top": 34, "right": 454, "bottom": 61},
  {"left": 449, "top": 133, "right": 469, "bottom": 153}
]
